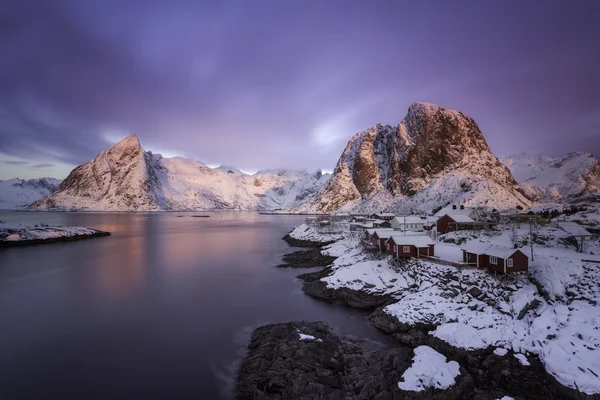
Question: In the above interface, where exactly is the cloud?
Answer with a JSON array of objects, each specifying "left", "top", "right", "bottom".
[
  {"left": 4, "top": 160, "right": 28, "bottom": 165},
  {"left": 0, "top": 0, "right": 598, "bottom": 179},
  {"left": 31, "top": 163, "right": 55, "bottom": 169}
]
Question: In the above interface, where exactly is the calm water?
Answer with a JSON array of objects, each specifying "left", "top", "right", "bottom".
[{"left": 0, "top": 211, "right": 396, "bottom": 399}]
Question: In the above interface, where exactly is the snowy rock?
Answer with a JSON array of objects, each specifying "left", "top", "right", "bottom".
[
  {"left": 0, "top": 222, "right": 109, "bottom": 247},
  {"left": 397, "top": 345, "right": 460, "bottom": 392},
  {"left": 299, "top": 102, "right": 532, "bottom": 214}
]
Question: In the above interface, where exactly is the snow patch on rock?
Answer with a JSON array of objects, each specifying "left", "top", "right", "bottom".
[{"left": 398, "top": 345, "right": 460, "bottom": 392}]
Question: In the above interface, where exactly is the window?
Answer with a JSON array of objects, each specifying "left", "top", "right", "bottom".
[
  {"left": 490, "top": 256, "right": 497, "bottom": 265},
  {"left": 507, "top": 259, "right": 513, "bottom": 268},
  {"left": 403, "top": 246, "right": 410, "bottom": 253},
  {"left": 388, "top": 243, "right": 392, "bottom": 250}
]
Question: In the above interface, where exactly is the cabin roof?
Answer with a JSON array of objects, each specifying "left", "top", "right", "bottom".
[
  {"left": 444, "top": 213, "right": 475, "bottom": 223},
  {"left": 374, "top": 230, "right": 395, "bottom": 239},
  {"left": 371, "top": 212, "right": 395, "bottom": 217},
  {"left": 387, "top": 235, "right": 435, "bottom": 247},
  {"left": 392, "top": 216, "right": 426, "bottom": 224},
  {"left": 463, "top": 243, "right": 525, "bottom": 259},
  {"left": 556, "top": 222, "right": 592, "bottom": 236}
]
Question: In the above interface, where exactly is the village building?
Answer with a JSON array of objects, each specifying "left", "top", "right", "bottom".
[
  {"left": 368, "top": 212, "right": 396, "bottom": 221},
  {"left": 386, "top": 235, "right": 436, "bottom": 258},
  {"left": 350, "top": 215, "right": 367, "bottom": 223},
  {"left": 391, "top": 216, "right": 427, "bottom": 232},
  {"left": 435, "top": 205, "right": 494, "bottom": 234},
  {"left": 461, "top": 243, "right": 529, "bottom": 273},
  {"left": 362, "top": 228, "right": 394, "bottom": 251},
  {"left": 372, "top": 219, "right": 392, "bottom": 228}
]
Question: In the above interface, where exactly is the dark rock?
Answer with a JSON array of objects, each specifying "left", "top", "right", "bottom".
[
  {"left": 302, "top": 279, "right": 396, "bottom": 309},
  {"left": 468, "top": 287, "right": 483, "bottom": 298},
  {"left": 236, "top": 321, "right": 479, "bottom": 400},
  {"left": 276, "top": 248, "right": 336, "bottom": 269},
  {"left": 282, "top": 233, "right": 336, "bottom": 248},
  {"left": 517, "top": 299, "right": 542, "bottom": 320}
]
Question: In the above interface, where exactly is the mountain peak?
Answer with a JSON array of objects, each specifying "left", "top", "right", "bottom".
[
  {"left": 301, "top": 103, "right": 531, "bottom": 213},
  {"left": 110, "top": 133, "right": 142, "bottom": 153}
]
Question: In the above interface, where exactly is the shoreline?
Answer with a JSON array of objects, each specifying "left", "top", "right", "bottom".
[
  {"left": 235, "top": 232, "right": 599, "bottom": 399},
  {"left": 0, "top": 230, "right": 111, "bottom": 248}
]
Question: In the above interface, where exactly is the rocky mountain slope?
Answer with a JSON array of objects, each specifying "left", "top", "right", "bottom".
[
  {"left": 31, "top": 134, "right": 328, "bottom": 211},
  {"left": 298, "top": 102, "right": 532, "bottom": 214},
  {"left": 0, "top": 178, "right": 61, "bottom": 209},
  {"left": 503, "top": 152, "right": 600, "bottom": 205}
]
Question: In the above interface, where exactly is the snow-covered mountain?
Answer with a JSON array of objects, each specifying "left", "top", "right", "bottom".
[
  {"left": 503, "top": 152, "right": 600, "bottom": 204},
  {"left": 298, "top": 102, "right": 532, "bottom": 214},
  {"left": 31, "top": 134, "right": 328, "bottom": 211},
  {"left": 0, "top": 178, "right": 62, "bottom": 210}
]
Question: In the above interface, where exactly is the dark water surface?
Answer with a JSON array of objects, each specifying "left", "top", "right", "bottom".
[{"left": 0, "top": 212, "right": 396, "bottom": 399}]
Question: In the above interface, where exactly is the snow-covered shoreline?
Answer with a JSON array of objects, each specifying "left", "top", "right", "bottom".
[
  {"left": 0, "top": 222, "right": 110, "bottom": 247},
  {"left": 292, "top": 226, "right": 600, "bottom": 396}
]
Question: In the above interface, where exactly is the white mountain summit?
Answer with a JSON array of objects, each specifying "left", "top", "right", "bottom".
[{"left": 32, "top": 134, "right": 329, "bottom": 211}]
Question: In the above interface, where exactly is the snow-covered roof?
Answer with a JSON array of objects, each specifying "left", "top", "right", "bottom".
[
  {"left": 392, "top": 216, "right": 426, "bottom": 225},
  {"left": 463, "top": 243, "right": 525, "bottom": 259},
  {"left": 444, "top": 213, "right": 474, "bottom": 223},
  {"left": 373, "top": 230, "right": 395, "bottom": 239},
  {"left": 371, "top": 212, "right": 395, "bottom": 217},
  {"left": 388, "top": 235, "right": 435, "bottom": 247},
  {"left": 366, "top": 228, "right": 392, "bottom": 235},
  {"left": 557, "top": 222, "right": 592, "bottom": 236},
  {"left": 434, "top": 205, "right": 475, "bottom": 217}
]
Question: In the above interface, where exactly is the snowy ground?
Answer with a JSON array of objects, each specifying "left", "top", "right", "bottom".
[
  {"left": 288, "top": 223, "right": 345, "bottom": 244},
  {"left": 302, "top": 224, "right": 600, "bottom": 394},
  {"left": 0, "top": 222, "right": 105, "bottom": 243}
]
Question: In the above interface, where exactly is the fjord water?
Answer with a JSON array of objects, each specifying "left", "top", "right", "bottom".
[{"left": 0, "top": 212, "right": 395, "bottom": 399}]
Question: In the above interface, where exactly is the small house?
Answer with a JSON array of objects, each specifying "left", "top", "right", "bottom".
[
  {"left": 363, "top": 228, "right": 392, "bottom": 249},
  {"left": 350, "top": 215, "right": 367, "bottom": 223},
  {"left": 437, "top": 213, "right": 476, "bottom": 233},
  {"left": 391, "top": 216, "right": 427, "bottom": 232},
  {"left": 372, "top": 219, "right": 392, "bottom": 228},
  {"left": 369, "top": 212, "right": 396, "bottom": 221},
  {"left": 372, "top": 230, "right": 395, "bottom": 251},
  {"left": 386, "top": 235, "right": 436, "bottom": 258},
  {"left": 462, "top": 244, "right": 528, "bottom": 273}
]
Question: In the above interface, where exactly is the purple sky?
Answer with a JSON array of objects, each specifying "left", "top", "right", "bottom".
[{"left": 1, "top": 0, "right": 599, "bottom": 179}]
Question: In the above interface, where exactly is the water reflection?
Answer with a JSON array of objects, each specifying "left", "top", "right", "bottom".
[{"left": 0, "top": 211, "right": 398, "bottom": 399}]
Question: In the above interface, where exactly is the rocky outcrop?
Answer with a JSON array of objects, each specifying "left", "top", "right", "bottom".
[
  {"left": 368, "top": 308, "right": 597, "bottom": 400},
  {"left": 236, "top": 320, "right": 582, "bottom": 400},
  {"left": 282, "top": 234, "right": 337, "bottom": 248},
  {"left": 276, "top": 248, "right": 336, "bottom": 268},
  {"left": 236, "top": 321, "right": 475, "bottom": 400},
  {"left": 300, "top": 269, "right": 396, "bottom": 309},
  {"left": 300, "top": 102, "right": 531, "bottom": 214}
]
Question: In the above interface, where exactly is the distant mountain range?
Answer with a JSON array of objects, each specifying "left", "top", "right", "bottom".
[
  {"left": 502, "top": 152, "right": 600, "bottom": 205},
  {"left": 2, "top": 102, "right": 598, "bottom": 212},
  {"left": 0, "top": 178, "right": 62, "bottom": 210},
  {"left": 29, "top": 134, "right": 329, "bottom": 211}
]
